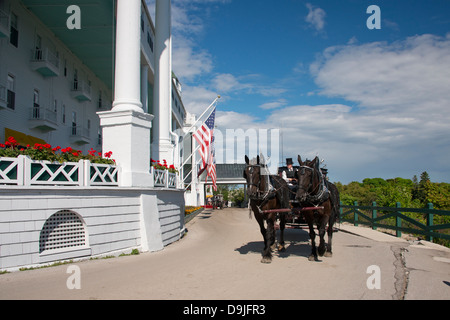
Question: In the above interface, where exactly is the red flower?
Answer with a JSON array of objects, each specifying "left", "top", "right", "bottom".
[
  {"left": 43, "top": 144, "right": 51, "bottom": 149},
  {"left": 0, "top": 143, "right": 5, "bottom": 148},
  {"left": 72, "top": 152, "right": 79, "bottom": 157},
  {"left": 7, "top": 136, "right": 17, "bottom": 145},
  {"left": 104, "top": 151, "right": 113, "bottom": 158}
]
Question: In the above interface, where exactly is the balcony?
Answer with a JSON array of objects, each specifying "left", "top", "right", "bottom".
[
  {"left": 28, "top": 105, "right": 58, "bottom": 132},
  {"left": 0, "top": 84, "right": 6, "bottom": 109},
  {"left": 0, "top": 10, "right": 8, "bottom": 38},
  {"left": 30, "top": 48, "right": 60, "bottom": 77},
  {"left": 69, "top": 126, "right": 91, "bottom": 145},
  {"left": 71, "top": 80, "right": 91, "bottom": 101}
]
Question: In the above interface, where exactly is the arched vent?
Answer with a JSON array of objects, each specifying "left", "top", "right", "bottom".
[{"left": 39, "top": 210, "right": 87, "bottom": 253}]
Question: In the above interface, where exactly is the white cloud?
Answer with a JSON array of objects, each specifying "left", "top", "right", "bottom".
[
  {"left": 311, "top": 34, "right": 450, "bottom": 112},
  {"left": 305, "top": 3, "right": 326, "bottom": 32},
  {"left": 211, "top": 73, "right": 241, "bottom": 92},
  {"left": 216, "top": 111, "right": 258, "bottom": 129},
  {"left": 181, "top": 85, "right": 219, "bottom": 115},
  {"left": 214, "top": 34, "right": 450, "bottom": 182},
  {"left": 258, "top": 99, "right": 288, "bottom": 110},
  {"left": 172, "top": 39, "right": 213, "bottom": 81}
]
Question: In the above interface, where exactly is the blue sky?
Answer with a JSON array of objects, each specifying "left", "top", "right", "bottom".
[{"left": 147, "top": 0, "right": 450, "bottom": 184}]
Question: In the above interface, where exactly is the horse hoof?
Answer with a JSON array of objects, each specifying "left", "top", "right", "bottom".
[
  {"left": 308, "top": 255, "right": 316, "bottom": 261},
  {"left": 261, "top": 257, "right": 272, "bottom": 264},
  {"left": 324, "top": 251, "right": 333, "bottom": 258},
  {"left": 318, "top": 246, "right": 326, "bottom": 256}
]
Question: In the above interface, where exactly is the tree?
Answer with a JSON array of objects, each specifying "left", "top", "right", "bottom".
[{"left": 417, "top": 171, "right": 430, "bottom": 203}]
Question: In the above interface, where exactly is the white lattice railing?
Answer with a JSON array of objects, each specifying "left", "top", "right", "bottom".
[
  {"left": 0, "top": 157, "right": 24, "bottom": 185},
  {"left": 0, "top": 156, "right": 119, "bottom": 187},
  {"left": 87, "top": 162, "right": 119, "bottom": 186},
  {"left": 1, "top": 156, "right": 180, "bottom": 188},
  {"left": 151, "top": 166, "right": 178, "bottom": 189},
  {"left": 25, "top": 157, "right": 83, "bottom": 186}
]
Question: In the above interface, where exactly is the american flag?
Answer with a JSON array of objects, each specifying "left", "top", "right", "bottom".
[
  {"left": 193, "top": 108, "right": 216, "bottom": 168},
  {"left": 206, "top": 138, "right": 217, "bottom": 191}
]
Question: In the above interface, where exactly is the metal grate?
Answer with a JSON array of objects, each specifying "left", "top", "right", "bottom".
[{"left": 39, "top": 210, "right": 86, "bottom": 253}]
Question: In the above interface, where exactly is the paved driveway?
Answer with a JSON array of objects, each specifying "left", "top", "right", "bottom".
[{"left": 1, "top": 208, "right": 449, "bottom": 300}]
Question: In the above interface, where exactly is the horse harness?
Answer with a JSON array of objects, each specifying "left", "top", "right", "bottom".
[
  {"left": 246, "top": 164, "right": 286, "bottom": 214},
  {"left": 297, "top": 164, "right": 330, "bottom": 206}
]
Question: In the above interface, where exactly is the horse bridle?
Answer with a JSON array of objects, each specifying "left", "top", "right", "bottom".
[
  {"left": 297, "top": 165, "right": 323, "bottom": 201},
  {"left": 245, "top": 164, "right": 271, "bottom": 201}
]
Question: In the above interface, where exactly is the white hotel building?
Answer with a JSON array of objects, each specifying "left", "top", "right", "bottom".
[
  {"left": 0, "top": 0, "right": 207, "bottom": 271},
  {"left": 0, "top": 0, "right": 187, "bottom": 165}
]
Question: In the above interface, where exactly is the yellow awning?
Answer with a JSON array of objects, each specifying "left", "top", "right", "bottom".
[{"left": 4, "top": 128, "right": 47, "bottom": 146}]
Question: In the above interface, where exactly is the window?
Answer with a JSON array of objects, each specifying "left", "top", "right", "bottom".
[
  {"left": 7, "top": 74, "right": 15, "bottom": 110},
  {"left": 97, "top": 127, "right": 102, "bottom": 145},
  {"left": 98, "top": 90, "right": 102, "bottom": 109},
  {"left": 72, "top": 111, "right": 77, "bottom": 135},
  {"left": 33, "top": 89, "right": 40, "bottom": 119},
  {"left": 10, "top": 12, "right": 18, "bottom": 47},
  {"left": 73, "top": 69, "right": 78, "bottom": 90},
  {"left": 34, "top": 34, "right": 42, "bottom": 60},
  {"left": 62, "top": 104, "right": 66, "bottom": 124}
]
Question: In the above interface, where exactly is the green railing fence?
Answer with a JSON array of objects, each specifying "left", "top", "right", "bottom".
[{"left": 339, "top": 201, "right": 450, "bottom": 243}]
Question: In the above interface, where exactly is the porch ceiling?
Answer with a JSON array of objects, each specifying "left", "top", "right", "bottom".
[{"left": 22, "top": 0, "right": 115, "bottom": 89}]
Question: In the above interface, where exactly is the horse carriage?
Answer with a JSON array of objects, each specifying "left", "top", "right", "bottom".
[
  {"left": 275, "top": 164, "right": 330, "bottom": 228},
  {"left": 243, "top": 155, "right": 340, "bottom": 263},
  {"left": 212, "top": 194, "right": 224, "bottom": 210}
]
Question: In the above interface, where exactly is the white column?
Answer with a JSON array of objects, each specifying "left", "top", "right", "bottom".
[
  {"left": 112, "top": 0, "right": 142, "bottom": 112},
  {"left": 153, "top": 0, "right": 174, "bottom": 163},
  {"left": 98, "top": 0, "right": 153, "bottom": 187}
]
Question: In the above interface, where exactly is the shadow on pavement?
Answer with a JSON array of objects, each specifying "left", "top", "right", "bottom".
[{"left": 234, "top": 228, "right": 318, "bottom": 260}]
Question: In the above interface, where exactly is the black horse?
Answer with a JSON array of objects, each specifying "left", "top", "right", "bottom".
[
  {"left": 243, "top": 155, "right": 290, "bottom": 263},
  {"left": 296, "top": 155, "right": 340, "bottom": 261}
]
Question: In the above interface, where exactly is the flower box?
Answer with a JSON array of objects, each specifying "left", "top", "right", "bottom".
[
  {"left": 151, "top": 166, "right": 178, "bottom": 189},
  {"left": 0, "top": 155, "right": 119, "bottom": 187}
]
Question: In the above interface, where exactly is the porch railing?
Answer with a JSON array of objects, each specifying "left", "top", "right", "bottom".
[
  {"left": 151, "top": 166, "right": 178, "bottom": 189},
  {"left": 0, "top": 155, "right": 118, "bottom": 187}
]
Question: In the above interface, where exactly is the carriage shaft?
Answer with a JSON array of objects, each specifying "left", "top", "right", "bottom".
[{"left": 262, "top": 206, "right": 324, "bottom": 214}]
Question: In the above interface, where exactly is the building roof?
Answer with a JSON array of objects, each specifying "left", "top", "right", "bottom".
[{"left": 213, "top": 163, "right": 246, "bottom": 184}]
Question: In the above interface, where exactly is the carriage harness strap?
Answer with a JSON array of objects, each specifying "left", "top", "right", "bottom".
[
  {"left": 298, "top": 165, "right": 330, "bottom": 206},
  {"left": 247, "top": 165, "right": 284, "bottom": 214}
]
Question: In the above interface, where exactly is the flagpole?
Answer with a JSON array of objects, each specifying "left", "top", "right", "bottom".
[
  {"left": 180, "top": 99, "right": 218, "bottom": 169},
  {"left": 181, "top": 96, "right": 219, "bottom": 191},
  {"left": 183, "top": 95, "right": 220, "bottom": 138}
]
